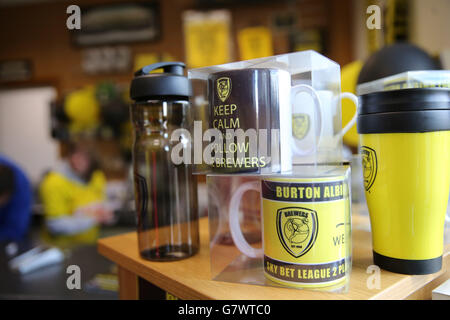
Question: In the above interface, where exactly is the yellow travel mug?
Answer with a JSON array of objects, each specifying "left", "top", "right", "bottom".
[{"left": 358, "top": 88, "right": 450, "bottom": 274}]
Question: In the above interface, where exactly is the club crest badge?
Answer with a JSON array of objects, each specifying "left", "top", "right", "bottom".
[
  {"left": 292, "top": 113, "right": 310, "bottom": 140},
  {"left": 276, "top": 207, "right": 318, "bottom": 258},
  {"left": 361, "top": 146, "right": 377, "bottom": 191},
  {"left": 216, "top": 77, "right": 231, "bottom": 102}
]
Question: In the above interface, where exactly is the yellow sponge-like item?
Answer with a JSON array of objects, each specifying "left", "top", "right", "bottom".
[
  {"left": 341, "top": 61, "right": 363, "bottom": 148},
  {"left": 64, "top": 86, "right": 100, "bottom": 133}
]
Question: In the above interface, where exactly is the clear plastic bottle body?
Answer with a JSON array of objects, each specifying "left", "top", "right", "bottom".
[{"left": 130, "top": 99, "right": 199, "bottom": 261}]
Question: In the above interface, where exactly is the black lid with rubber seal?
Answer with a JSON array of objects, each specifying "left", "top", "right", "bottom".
[
  {"left": 357, "top": 88, "right": 450, "bottom": 134},
  {"left": 130, "top": 62, "right": 192, "bottom": 102}
]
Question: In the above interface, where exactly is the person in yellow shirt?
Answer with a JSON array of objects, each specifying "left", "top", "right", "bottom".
[{"left": 39, "top": 143, "right": 113, "bottom": 247}]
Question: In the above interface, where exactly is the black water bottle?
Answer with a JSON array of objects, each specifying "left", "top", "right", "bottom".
[{"left": 129, "top": 62, "right": 199, "bottom": 261}]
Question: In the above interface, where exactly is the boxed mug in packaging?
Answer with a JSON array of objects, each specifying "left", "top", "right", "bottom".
[
  {"left": 188, "top": 51, "right": 358, "bottom": 174},
  {"left": 207, "top": 166, "right": 352, "bottom": 293},
  {"left": 189, "top": 51, "right": 356, "bottom": 293}
]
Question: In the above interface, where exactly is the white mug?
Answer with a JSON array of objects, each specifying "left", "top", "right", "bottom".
[{"left": 291, "top": 89, "right": 358, "bottom": 156}]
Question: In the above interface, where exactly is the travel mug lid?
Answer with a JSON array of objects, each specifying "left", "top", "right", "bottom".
[
  {"left": 357, "top": 88, "right": 450, "bottom": 134},
  {"left": 130, "top": 62, "right": 192, "bottom": 101}
]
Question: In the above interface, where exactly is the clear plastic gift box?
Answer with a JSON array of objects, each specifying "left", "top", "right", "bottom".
[
  {"left": 182, "top": 51, "right": 356, "bottom": 293},
  {"left": 207, "top": 165, "right": 352, "bottom": 293},
  {"left": 187, "top": 51, "right": 355, "bottom": 175}
]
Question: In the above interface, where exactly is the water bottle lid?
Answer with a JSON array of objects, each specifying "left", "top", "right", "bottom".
[{"left": 130, "top": 62, "right": 192, "bottom": 101}]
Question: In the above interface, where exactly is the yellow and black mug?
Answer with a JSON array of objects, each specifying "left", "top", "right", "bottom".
[
  {"left": 228, "top": 171, "right": 351, "bottom": 291},
  {"left": 358, "top": 88, "right": 450, "bottom": 274}
]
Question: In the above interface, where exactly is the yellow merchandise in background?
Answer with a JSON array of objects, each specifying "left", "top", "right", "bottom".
[
  {"left": 341, "top": 61, "right": 363, "bottom": 148},
  {"left": 64, "top": 86, "right": 100, "bottom": 134},
  {"left": 183, "top": 11, "right": 232, "bottom": 68},
  {"left": 237, "top": 26, "right": 274, "bottom": 61}
]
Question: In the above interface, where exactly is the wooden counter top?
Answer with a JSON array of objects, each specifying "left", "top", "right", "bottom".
[{"left": 98, "top": 215, "right": 450, "bottom": 300}]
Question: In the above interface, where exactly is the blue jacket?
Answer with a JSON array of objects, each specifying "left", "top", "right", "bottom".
[{"left": 0, "top": 155, "right": 32, "bottom": 241}]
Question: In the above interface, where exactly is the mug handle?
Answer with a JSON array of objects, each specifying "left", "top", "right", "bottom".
[
  {"left": 228, "top": 180, "right": 263, "bottom": 258},
  {"left": 335, "top": 92, "right": 359, "bottom": 140},
  {"left": 290, "top": 84, "right": 323, "bottom": 156}
]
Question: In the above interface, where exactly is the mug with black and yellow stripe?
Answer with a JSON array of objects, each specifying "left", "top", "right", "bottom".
[
  {"left": 358, "top": 88, "right": 450, "bottom": 275},
  {"left": 228, "top": 167, "right": 351, "bottom": 291}
]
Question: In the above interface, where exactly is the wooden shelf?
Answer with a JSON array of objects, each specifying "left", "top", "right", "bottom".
[{"left": 98, "top": 215, "right": 450, "bottom": 300}]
